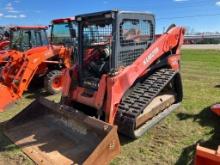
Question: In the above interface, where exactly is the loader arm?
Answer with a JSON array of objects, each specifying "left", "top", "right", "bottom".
[
  {"left": 0, "top": 51, "right": 11, "bottom": 64},
  {"left": 117, "top": 26, "right": 185, "bottom": 87},
  {"left": 15, "top": 48, "right": 56, "bottom": 96},
  {"left": 56, "top": 46, "right": 73, "bottom": 69},
  {"left": 106, "top": 26, "right": 185, "bottom": 124}
]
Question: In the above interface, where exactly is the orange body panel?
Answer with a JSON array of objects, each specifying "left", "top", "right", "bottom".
[
  {"left": 195, "top": 145, "right": 220, "bottom": 165},
  {"left": 211, "top": 104, "right": 220, "bottom": 116},
  {"left": 105, "top": 27, "right": 185, "bottom": 124},
  {"left": 62, "top": 26, "right": 185, "bottom": 124},
  {"left": 168, "top": 54, "right": 181, "bottom": 71},
  {"left": 194, "top": 105, "right": 220, "bottom": 165},
  {"left": 0, "top": 50, "right": 11, "bottom": 63},
  {"left": 71, "top": 75, "right": 107, "bottom": 110}
]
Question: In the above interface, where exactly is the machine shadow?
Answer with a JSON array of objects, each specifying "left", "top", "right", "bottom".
[
  {"left": 24, "top": 78, "right": 51, "bottom": 99},
  {"left": 25, "top": 88, "right": 51, "bottom": 99},
  {"left": 214, "top": 84, "right": 220, "bottom": 88},
  {"left": 175, "top": 106, "right": 220, "bottom": 165}
]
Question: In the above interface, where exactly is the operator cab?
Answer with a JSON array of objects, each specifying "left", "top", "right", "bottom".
[
  {"left": 76, "top": 10, "right": 155, "bottom": 90},
  {"left": 10, "top": 26, "right": 48, "bottom": 52}
]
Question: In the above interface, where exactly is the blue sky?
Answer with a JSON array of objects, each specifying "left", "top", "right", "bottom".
[{"left": 0, "top": 0, "right": 220, "bottom": 33}]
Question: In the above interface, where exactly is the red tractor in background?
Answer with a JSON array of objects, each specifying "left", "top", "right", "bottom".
[
  {"left": 0, "top": 17, "right": 77, "bottom": 111},
  {"left": 0, "top": 26, "right": 50, "bottom": 65}
]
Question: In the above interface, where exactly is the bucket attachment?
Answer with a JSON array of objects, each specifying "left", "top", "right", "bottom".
[
  {"left": 195, "top": 145, "right": 220, "bottom": 165},
  {"left": 4, "top": 97, "right": 120, "bottom": 165},
  {"left": 0, "top": 83, "right": 19, "bottom": 112}
]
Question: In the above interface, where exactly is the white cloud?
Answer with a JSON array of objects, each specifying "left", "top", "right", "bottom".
[
  {"left": 19, "top": 14, "right": 26, "bottom": 18},
  {"left": 3, "top": 14, "right": 26, "bottom": 19},
  {"left": 3, "top": 1, "right": 26, "bottom": 18},
  {"left": 14, "top": 0, "right": 20, "bottom": 3},
  {"left": 216, "top": 1, "right": 220, "bottom": 6},
  {"left": 5, "top": 2, "right": 20, "bottom": 13},
  {"left": 5, "top": 3, "right": 14, "bottom": 11},
  {"left": 4, "top": 15, "right": 17, "bottom": 18},
  {"left": 8, "top": 10, "right": 20, "bottom": 13}
]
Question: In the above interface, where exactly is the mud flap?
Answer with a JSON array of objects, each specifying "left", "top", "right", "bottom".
[
  {"left": 195, "top": 145, "right": 220, "bottom": 165},
  {"left": 4, "top": 97, "right": 120, "bottom": 165}
]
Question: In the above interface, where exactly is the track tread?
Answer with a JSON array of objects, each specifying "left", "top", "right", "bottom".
[{"left": 115, "top": 68, "right": 178, "bottom": 138}]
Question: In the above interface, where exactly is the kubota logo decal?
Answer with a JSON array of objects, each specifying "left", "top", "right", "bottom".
[{"left": 143, "top": 47, "right": 159, "bottom": 65}]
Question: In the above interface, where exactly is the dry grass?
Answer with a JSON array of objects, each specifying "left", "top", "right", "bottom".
[{"left": 0, "top": 49, "right": 220, "bottom": 165}]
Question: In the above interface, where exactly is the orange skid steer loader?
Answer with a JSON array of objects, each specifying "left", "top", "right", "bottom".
[
  {"left": 0, "top": 18, "right": 76, "bottom": 111},
  {"left": 4, "top": 10, "right": 185, "bottom": 164}
]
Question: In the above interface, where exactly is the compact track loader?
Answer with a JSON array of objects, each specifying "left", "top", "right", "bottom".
[
  {"left": 4, "top": 10, "right": 185, "bottom": 164},
  {"left": 0, "top": 18, "right": 77, "bottom": 111}
]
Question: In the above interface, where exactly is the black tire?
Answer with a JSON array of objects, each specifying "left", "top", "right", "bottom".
[{"left": 44, "top": 70, "right": 63, "bottom": 94}]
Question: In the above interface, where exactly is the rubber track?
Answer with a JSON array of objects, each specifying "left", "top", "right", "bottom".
[{"left": 115, "top": 68, "right": 177, "bottom": 137}]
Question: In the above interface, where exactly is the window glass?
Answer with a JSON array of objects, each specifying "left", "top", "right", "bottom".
[
  {"left": 40, "top": 30, "right": 49, "bottom": 45},
  {"left": 11, "top": 29, "right": 48, "bottom": 51},
  {"left": 22, "top": 30, "right": 32, "bottom": 49},
  {"left": 51, "top": 23, "right": 74, "bottom": 44},
  {"left": 120, "top": 19, "right": 152, "bottom": 46},
  {"left": 35, "top": 30, "right": 48, "bottom": 46},
  {"left": 11, "top": 30, "right": 20, "bottom": 49}
]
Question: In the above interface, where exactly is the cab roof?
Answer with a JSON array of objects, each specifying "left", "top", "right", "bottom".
[
  {"left": 10, "top": 26, "right": 48, "bottom": 30},
  {"left": 52, "top": 17, "right": 75, "bottom": 24},
  {"left": 75, "top": 10, "right": 154, "bottom": 21}
]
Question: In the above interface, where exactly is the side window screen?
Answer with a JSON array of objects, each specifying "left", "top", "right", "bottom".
[
  {"left": 83, "top": 24, "right": 112, "bottom": 47},
  {"left": 120, "top": 19, "right": 152, "bottom": 46},
  {"left": 22, "top": 30, "right": 33, "bottom": 50},
  {"left": 35, "top": 30, "right": 48, "bottom": 46},
  {"left": 35, "top": 31, "right": 42, "bottom": 46}
]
